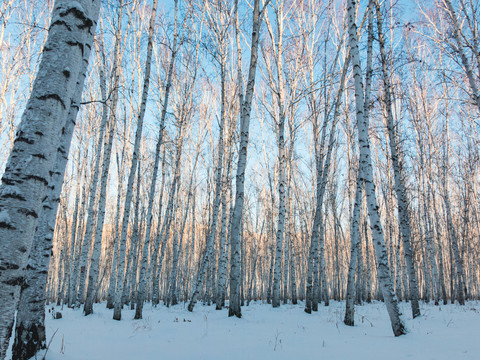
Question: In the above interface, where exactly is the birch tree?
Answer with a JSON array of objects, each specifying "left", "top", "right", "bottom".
[
  {"left": 347, "top": 0, "right": 405, "bottom": 336},
  {"left": 373, "top": 0, "right": 420, "bottom": 318},
  {"left": 228, "top": 0, "right": 269, "bottom": 318},
  {"left": 0, "top": 1, "right": 100, "bottom": 357},
  {"left": 112, "top": 0, "right": 158, "bottom": 321}
]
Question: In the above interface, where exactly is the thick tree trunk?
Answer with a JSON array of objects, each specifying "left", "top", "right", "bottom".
[
  {"left": 12, "top": 47, "right": 91, "bottom": 359},
  {"left": 0, "top": 1, "right": 100, "bottom": 357}
]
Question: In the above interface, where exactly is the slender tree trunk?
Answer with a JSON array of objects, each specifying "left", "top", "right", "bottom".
[
  {"left": 112, "top": 0, "right": 158, "bottom": 320},
  {"left": 229, "top": 0, "right": 265, "bottom": 318},
  {"left": 347, "top": 0, "right": 406, "bottom": 336},
  {"left": 66, "top": 174, "right": 82, "bottom": 308},
  {"left": 135, "top": 0, "right": 179, "bottom": 320},
  {"left": 374, "top": 0, "right": 421, "bottom": 318},
  {"left": 188, "top": 59, "right": 226, "bottom": 312},
  {"left": 344, "top": 170, "right": 363, "bottom": 326},
  {"left": 76, "top": 30, "right": 120, "bottom": 309}
]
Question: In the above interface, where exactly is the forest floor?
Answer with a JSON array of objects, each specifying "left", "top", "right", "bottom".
[{"left": 17, "top": 300, "right": 480, "bottom": 360}]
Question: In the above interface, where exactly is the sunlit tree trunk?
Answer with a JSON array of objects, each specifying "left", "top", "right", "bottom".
[
  {"left": 347, "top": 0, "right": 406, "bottom": 336},
  {"left": 112, "top": 0, "right": 158, "bottom": 321},
  {"left": 0, "top": 1, "right": 100, "bottom": 357},
  {"left": 228, "top": 0, "right": 266, "bottom": 318},
  {"left": 374, "top": 0, "right": 420, "bottom": 318}
]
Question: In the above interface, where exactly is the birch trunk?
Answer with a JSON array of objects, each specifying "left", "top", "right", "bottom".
[
  {"left": 106, "top": 150, "right": 126, "bottom": 309},
  {"left": 374, "top": 0, "right": 420, "bottom": 318},
  {"left": 170, "top": 151, "right": 198, "bottom": 307},
  {"left": 66, "top": 172, "right": 82, "bottom": 308},
  {"left": 344, "top": 170, "right": 363, "bottom": 326},
  {"left": 0, "top": 1, "right": 100, "bottom": 357},
  {"left": 188, "top": 60, "right": 226, "bottom": 312},
  {"left": 305, "top": 47, "right": 350, "bottom": 313},
  {"left": 112, "top": 0, "right": 157, "bottom": 321},
  {"left": 127, "top": 161, "right": 143, "bottom": 307},
  {"left": 229, "top": 0, "right": 265, "bottom": 319},
  {"left": 215, "top": 148, "right": 232, "bottom": 309},
  {"left": 347, "top": 0, "right": 406, "bottom": 336},
  {"left": 134, "top": 0, "right": 179, "bottom": 320},
  {"left": 75, "top": 32, "right": 119, "bottom": 309},
  {"left": 12, "top": 47, "right": 91, "bottom": 358},
  {"left": 152, "top": 121, "right": 186, "bottom": 307}
]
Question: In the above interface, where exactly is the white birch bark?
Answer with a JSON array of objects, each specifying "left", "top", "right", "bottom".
[
  {"left": 188, "top": 66, "right": 226, "bottom": 312},
  {"left": 105, "top": 149, "right": 125, "bottom": 309},
  {"left": 68, "top": 167, "right": 88, "bottom": 308},
  {"left": 12, "top": 46, "right": 91, "bottom": 358},
  {"left": 305, "top": 46, "right": 350, "bottom": 313},
  {"left": 81, "top": 13, "right": 126, "bottom": 312},
  {"left": 112, "top": 0, "right": 158, "bottom": 321},
  {"left": 229, "top": 0, "right": 266, "bottom": 319},
  {"left": 126, "top": 160, "right": 143, "bottom": 307},
  {"left": 374, "top": 0, "right": 421, "bottom": 318},
  {"left": 215, "top": 146, "right": 232, "bottom": 309},
  {"left": 0, "top": 1, "right": 100, "bottom": 357},
  {"left": 347, "top": 0, "right": 405, "bottom": 336},
  {"left": 134, "top": 0, "right": 180, "bottom": 319},
  {"left": 66, "top": 168, "right": 83, "bottom": 308},
  {"left": 170, "top": 151, "right": 198, "bottom": 307},
  {"left": 262, "top": 4, "right": 288, "bottom": 309},
  {"left": 151, "top": 114, "right": 187, "bottom": 307},
  {"left": 75, "top": 36, "right": 116, "bottom": 309},
  {"left": 344, "top": 168, "right": 363, "bottom": 326}
]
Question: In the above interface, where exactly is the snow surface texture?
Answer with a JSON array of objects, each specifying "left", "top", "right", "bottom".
[{"left": 9, "top": 301, "right": 480, "bottom": 360}]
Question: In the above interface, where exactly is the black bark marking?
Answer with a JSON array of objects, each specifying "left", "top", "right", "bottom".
[
  {"left": 63, "top": 69, "right": 71, "bottom": 78},
  {"left": 0, "top": 221, "right": 15, "bottom": 229},
  {"left": 32, "top": 153, "right": 47, "bottom": 160},
  {"left": 37, "top": 94, "right": 66, "bottom": 109},
  {"left": 66, "top": 40, "right": 84, "bottom": 56},
  {"left": 50, "top": 20, "right": 72, "bottom": 31},
  {"left": 3, "top": 276, "right": 24, "bottom": 286},
  {"left": 24, "top": 174, "right": 48, "bottom": 186},
  {"left": 1, "top": 193, "right": 26, "bottom": 201},
  {"left": 12, "top": 321, "right": 46, "bottom": 360},
  {"left": 0, "top": 262, "right": 20, "bottom": 270},
  {"left": 59, "top": 7, "right": 94, "bottom": 30},
  {"left": 2, "top": 178, "right": 15, "bottom": 186},
  {"left": 18, "top": 208, "right": 39, "bottom": 218},
  {"left": 16, "top": 136, "right": 34, "bottom": 145}
]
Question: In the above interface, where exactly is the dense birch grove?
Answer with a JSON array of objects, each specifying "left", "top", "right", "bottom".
[{"left": 1, "top": 0, "right": 480, "bottom": 356}]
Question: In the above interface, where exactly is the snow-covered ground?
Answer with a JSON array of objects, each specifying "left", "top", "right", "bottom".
[{"left": 17, "top": 300, "right": 480, "bottom": 360}]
